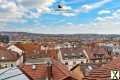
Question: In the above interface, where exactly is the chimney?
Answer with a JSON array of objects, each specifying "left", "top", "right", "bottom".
[{"left": 47, "top": 61, "right": 52, "bottom": 80}]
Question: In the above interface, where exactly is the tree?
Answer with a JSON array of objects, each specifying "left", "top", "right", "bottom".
[{"left": 0, "top": 35, "right": 9, "bottom": 43}]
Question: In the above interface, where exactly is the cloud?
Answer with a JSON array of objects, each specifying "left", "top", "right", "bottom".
[
  {"left": 62, "top": 13, "right": 75, "bottom": 16},
  {"left": 0, "top": 0, "right": 56, "bottom": 26},
  {"left": 98, "top": 10, "right": 111, "bottom": 15},
  {"left": 0, "top": 0, "right": 119, "bottom": 34},
  {"left": 50, "top": 0, "right": 112, "bottom": 16},
  {"left": 75, "top": 0, "right": 112, "bottom": 13},
  {"left": 22, "top": 9, "right": 120, "bottom": 34},
  {"left": 1, "top": 8, "right": 120, "bottom": 34},
  {"left": 54, "top": 0, "right": 112, "bottom": 16},
  {"left": 18, "top": 0, "right": 55, "bottom": 8},
  {"left": 0, "top": 0, "right": 26, "bottom": 24}
]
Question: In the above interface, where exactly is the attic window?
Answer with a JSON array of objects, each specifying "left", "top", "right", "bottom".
[
  {"left": 32, "top": 64, "right": 36, "bottom": 70},
  {"left": 88, "top": 66, "right": 93, "bottom": 70}
]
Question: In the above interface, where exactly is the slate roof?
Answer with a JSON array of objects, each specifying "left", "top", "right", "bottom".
[
  {"left": 0, "top": 67, "right": 29, "bottom": 80},
  {"left": 85, "top": 47, "right": 111, "bottom": 60},
  {"left": 60, "top": 48, "right": 86, "bottom": 60}
]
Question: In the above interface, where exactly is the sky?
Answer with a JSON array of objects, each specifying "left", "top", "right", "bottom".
[{"left": 0, "top": 0, "right": 120, "bottom": 34}]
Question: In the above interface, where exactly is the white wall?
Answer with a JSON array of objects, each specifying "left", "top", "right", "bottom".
[{"left": 7, "top": 45, "right": 23, "bottom": 55}]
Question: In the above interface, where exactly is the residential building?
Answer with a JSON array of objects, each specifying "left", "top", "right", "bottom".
[
  {"left": 58, "top": 48, "right": 87, "bottom": 70},
  {"left": 7, "top": 44, "right": 23, "bottom": 55},
  {"left": 7, "top": 43, "right": 58, "bottom": 60},
  {"left": 85, "top": 47, "right": 112, "bottom": 64},
  {"left": 0, "top": 47, "right": 18, "bottom": 69}
]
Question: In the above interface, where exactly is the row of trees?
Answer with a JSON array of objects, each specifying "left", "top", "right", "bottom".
[{"left": 0, "top": 35, "right": 9, "bottom": 43}]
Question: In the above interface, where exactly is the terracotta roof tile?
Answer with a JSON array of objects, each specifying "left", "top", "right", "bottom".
[
  {"left": 15, "top": 43, "right": 58, "bottom": 60},
  {"left": 84, "top": 58, "right": 120, "bottom": 80},
  {"left": 20, "top": 64, "right": 48, "bottom": 80},
  {"left": 20, "top": 59, "right": 76, "bottom": 80}
]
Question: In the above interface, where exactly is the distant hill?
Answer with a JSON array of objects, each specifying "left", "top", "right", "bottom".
[{"left": 0, "top": 31, "right": 120, "bottom": 41}]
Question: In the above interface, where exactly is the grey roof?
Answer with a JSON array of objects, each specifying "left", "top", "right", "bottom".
[
  {"left": 25, "top": 58, "right": 52, "bottom": 64},
  {"left": 0, "top": 67, "right": 29, "bottom": 80}
]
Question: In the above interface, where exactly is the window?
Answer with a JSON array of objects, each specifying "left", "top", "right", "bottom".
[
  {"left": 5, "top": 64, "right": 7, "bottom": 68},
  {"left": 11, "top": 64, "right": 13, "bottom": 67},
  {"left": 64, "top": 54, "right": 68, "bottom": 60},
  {"left": 93, "top": 60, "right": 95, "bottom": 63},
  {"left": 79, "top": 53, "right": 84, "bottom": 58},
  {"left": 95, "top": 54, "right": 103, "bottom": 58},
  {"left": 81, "top": 61, "right": 84, "bottom": 64},
  {"left": 32, "top": 64, "right": 36, "bottom": 70},
  {"left": 72, "top": 53, "right": 75, "bottom": 56},
  {"left": 0, "top": 64, "right": 1, "bottom": 68},
  {"left": 73, "top": 61, "right": 76, "bottom": 65},
  {"left": 65, "top": 62, "right": 68, "bottom": 65},
  {"left": 72, "top": 53, "right": 76, "bottom": 59},
  {"left": 80, "top": 55, "right": 84, "bottom": 58}
]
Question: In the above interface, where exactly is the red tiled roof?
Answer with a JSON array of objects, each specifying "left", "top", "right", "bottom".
[
  {"left": 52, "top": 59, "right": 76, "bottom": 80},
  {"left": 15, "top": 43, "right": 58, "bottom": 60},
  {"left": 48, "top": 50, "right": 58, "bottom": 60},
  {"left": 20, "top": 64, "right": 48, "bottom": 80},
  {"left": 20, "top": 59, "right": 76, "bottom": 80},
  {"left": 83, "top": 58, "right": 120, "bottom": 80},
  {"left": 15, "top": 43, "right": 41, "bottom": 53}
]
